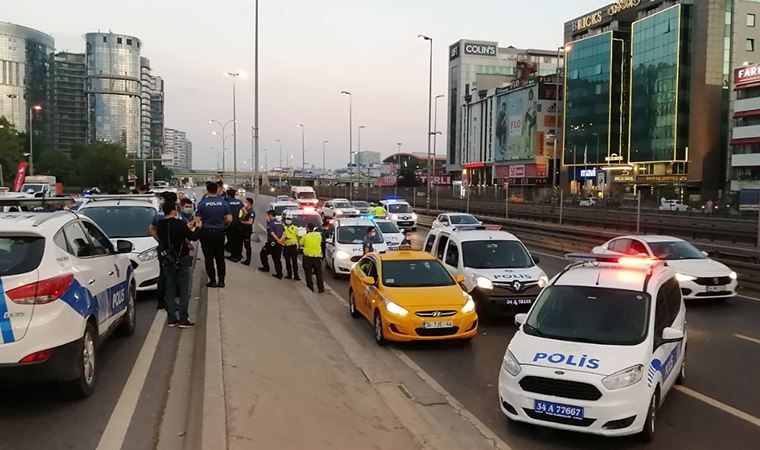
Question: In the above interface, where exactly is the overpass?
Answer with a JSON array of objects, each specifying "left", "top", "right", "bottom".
[{"left": 170, "top": 170, "right": 370, "bottom": 186}]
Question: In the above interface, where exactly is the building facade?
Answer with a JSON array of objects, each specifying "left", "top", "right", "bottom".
[
  {"left": 447, "top": 40, "right": 563, "bottom": 179},
  {"left": 730, "top": 63, "right": 760, "bottom": 192},
  {"left": 51, "top": 52, "right": 86, "bottom": 152},
  {"left": 355, "top": 151, "right": 381, "bottom": 167},
  {"left": 562, "top": 0, "right": 760, "bottom": 202},
  {"left": 163, "top": 128, "right": 192, "bottom": 171},
  {"left": 0, "top": 22, "right": 54, "bottom": 141},
  {"left": 85, "top": 32, "right": 142, "bottom": 156}
]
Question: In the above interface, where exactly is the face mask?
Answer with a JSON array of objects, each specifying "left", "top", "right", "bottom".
[
  {"left": 285, "top": 219, "right": 293, "bottom": 225},
  {"left": 183, "top": 208, "right": 193, "bottom": 214}
]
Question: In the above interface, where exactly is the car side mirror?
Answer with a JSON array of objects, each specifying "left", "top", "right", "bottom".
[
  {"left": 116, "top": 240, "right": 133, "bottom": 254},
  {"left": 514, "top": 313, "right": 528, "bottom": 326},
  {"left": 701, "top": 251, "right": 709, "bottom": 257},
  {"left": 361, "top": 276, "right": 376, "bottom": 285},
  {"left": 455, "top": 274, "right": 465, "bottom": 283},
  {"left": 531, "top": 253, "right": 541, "bottom": 264},
  {"left": 591, "top": 246, "right": 605, "bottom": 254},
  {"left": 662, "top": 327, "right": 684, "bottom": 343}
]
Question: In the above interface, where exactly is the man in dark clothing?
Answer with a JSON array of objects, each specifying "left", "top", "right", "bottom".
[
  {"left": 156, "top": 200, "right": 200, "bottom": 327},
  {"left": 149, "top": 192, "right": 181, "bottom": 310},
  {"left": 240, "top": 197, "right": 255, "bottom": 265},
  {"left": 259, "top": 210, "right": 285, "bottom": 278},
  {"left": 225, "top": 188, "right": 244, "bottom": 262},
  {"left": 400, "top": 229, "right": 413, "bottom": 246},
  {"left": 196, "top": 181, "right": 233, "bottom": 288},
  {"left": 320, "top": 219, "right": 332, "bottom": 259},
  {"left": 363, "top": 226, "right": 377, "bottom": 255}
]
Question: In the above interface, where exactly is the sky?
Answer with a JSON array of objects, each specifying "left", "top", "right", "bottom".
[{"left": 8, "top": 0, "right": 604, "bottom": 171}]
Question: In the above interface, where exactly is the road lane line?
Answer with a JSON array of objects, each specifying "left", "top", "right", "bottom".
[
  {"left": 737, "top": 294, "right": 760, "bottom": 304},
  {"left": 735, "top": 333, "right": 760, "bottom": 345},
  {"left": 528, "top": 250, "right": 566, "bottom": 260},
  {"left": 675, "top": 386, "right": 760, "bottom": 428},
  {"left": 96, "top": 310, "right": 166, "bottom": 450}
]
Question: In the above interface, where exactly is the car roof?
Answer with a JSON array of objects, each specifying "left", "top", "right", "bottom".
[
  {"left": 335, "top": 218, "right": 376, "bottom": 226},
  {"left": 271, "top": 200, "right": 299, "bottom": 206},
  {"left": 434, "top": 227, "right": 520, "bottom": 242},
  {"left": 443, "top": 212, "right": 474, "bottom": 217},
  {"left": 330, "top": 198, "right": 349, "bottom": 202},
  {"left": 553, "top": 261, "right": 671, "bottom": 294},
  {"left": 0, "top": 211, "right": 80, "bottom": 234},
  {"left": 80, "top": 199, "right": 158, "bottom": 209},
  {"left": 284, "top": 209, "right": 319, "bottom": 216},
  {"left": 377, "top": 250, "right": 437, "bottom": 261},
  {"left": 613, "top": 235, "right": 685, "bottom": 243}
]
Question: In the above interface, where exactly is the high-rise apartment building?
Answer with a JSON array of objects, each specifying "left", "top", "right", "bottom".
[
  {"left": 163, "top": 128, "right": 192, "bottom": 171},
  {"left": 51, "top": 52, "right": 86, "bottom": 152}
]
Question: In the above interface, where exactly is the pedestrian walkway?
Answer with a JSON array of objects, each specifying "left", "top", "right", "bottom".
[{"left": 212, "top": 257, "right": 419, "bottom": 449}]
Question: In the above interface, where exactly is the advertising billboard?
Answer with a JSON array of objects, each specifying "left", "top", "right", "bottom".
[{"left": 494, "top": 86, "right": 538, "bottom": 161}]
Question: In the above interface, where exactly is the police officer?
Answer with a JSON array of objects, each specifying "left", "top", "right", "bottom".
[
  {"left": 373, "top": 203, "right": 387, "bottom": 218},
  {"left": 240, "top": 197, "right": 255, "bottom": 266},
  {"left": 225, "top": 188, "right": 244, "bottom": 262},
  {"left": 320, "top": 218, "right": 331, "bottom": 258},
  {"left": 400, "top": 229, "right": 413, "bottom": 246},
  {"left": 363, "top": 226, "right": 377, "bottom": 256},
  {"left": 259, "top": 210, "right": 285, "bottom": 278},
  {"left": 196, "top": 181, "right": 233, "bottom": 288},
  {"left": 300, "top": 223, "right": 324, "bottom": 293},
  {"left": 282, "top": 215, "right": 301, "bottom": 280}
]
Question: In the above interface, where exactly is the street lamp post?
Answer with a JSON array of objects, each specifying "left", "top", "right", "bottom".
[
  {"left": 357, "top": 125, "right": 366, "bottom": 168},
  {"left": 552, "top": 46, "right": 567, "bottom": 191},
  {"left": 419, "top": 34, "right": 433, "bottom": 211},
  {"left": 276, "top": 139, "right": 283, "bottom": 169},
  {"left": 298, "top": 124, "right": 305, "bottom": 184},
  {"left": 340, "top": 90, "right": 353, "bottom": 200},
  {"left": 322, "top": 140, "right": 329, "bottom": 175},
  {"left": 226, "top": 72, "right": 241, "bottom": 185},
  {"left": 210, "top": 119, "right": 235, "bottom": 176},
  {"left": 28, "top": 105, "right": 42, "bottom": 175},
  {"left": 253, "top": 0, "right": 260, "bottom": 196}
]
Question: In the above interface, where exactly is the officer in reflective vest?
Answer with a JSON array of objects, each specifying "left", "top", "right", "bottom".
[
  {"left": 299, "top": 223, "right": 324, "bottom": 293},
  {"left": 282, "top": 215, "right": 301, "bottom": 280}
]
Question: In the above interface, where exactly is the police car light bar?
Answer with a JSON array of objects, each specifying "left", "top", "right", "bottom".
[
  {"left": 0, "top": 197, "right": 77, "bottom": 209},
  {"left": 565, "top": 253, "right": 658, "bottom": 267}
]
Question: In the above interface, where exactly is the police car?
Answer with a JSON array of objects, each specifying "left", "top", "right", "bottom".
[
  {"left": 380, "top": 199, "right": 417, "bottom": 231},
  {"left": 324, "top": 218, "right": 388, "bottom": 278},
  {"left": 78, "top": 195, "right": 160, "bottom": 292},
  {"left": 268, "top": 199, "right": 300, "bottom": 221},
  {"left": 0, "top": 201, "right": 136, "bottom": 398},
  {"left": 424, "top": 225, "right": 547, "bottom": 316},
  {"left": 498, "top": 253, "right": 686, "bottom": 441},
  {"left": 373, "top": 219, "right": 403, "bottom": 250}
]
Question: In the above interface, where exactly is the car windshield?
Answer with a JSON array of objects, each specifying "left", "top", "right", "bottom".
[
  {"left": 462, "top": 240, "right": 533, "bottom": 269},
  {"left": 22, "top": 184, "right": 45, "bottom": 193},
  {"left": 387, "top": 203, "right": 413, "bottom": 213},
  {"left": 0, "top": 236, "right": 45, "bottom": 276},
  {"left": 334, "top": 202, "right": 353, "bottom": 208},
  {"left": 337, "top": 225, "right": 384, "bottom": 244},
  {"left": 296, "top": 192, "right": 316, "bottom": 200},
  {"left": 289, "top": 214, "right": 321, "bottom": 228},
  {"left": 375, "top": 221, "right": 400, "bottom": 234},
  {"left": 79, "top": 206, "right": 156, "bottom": 238},
  {"left": 525, "top": 286, "right": 649, "bottom": 345},
  {"left": 274, "top": 204, "right": 297, "bottom": 215},
  {"left": 450, "top": 215, "right": 479, "bottom": 225},
  {"left": 352, "top": 201, "right": 370, "bottom": 208},
  {"left": 648, "top": 241, "right": 705, "bottom": 260},
  {"left": 382, "top": 260, "right": 455, "bottom": 287}
]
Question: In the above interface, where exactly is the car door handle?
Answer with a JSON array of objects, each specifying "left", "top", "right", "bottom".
[
  {"left": 108, "top": 271, "right": 115, "bottom": 276},
  {"left": 88, "top": 279, "right": 96, "bottom": 285}
]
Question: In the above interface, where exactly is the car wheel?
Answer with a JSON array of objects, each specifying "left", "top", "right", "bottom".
[
  {"left": 117, "top": 284, "right": 137, "bottom": 337},
  {"left": 640, "top": 391, "right": 658, "bottom": 442},
  {"left": 349, "top": 290, "right": 361, "bottom": 318},
  {"left": 373, "top": 312, "right": 387, "bottom": 346},
  {"left": 59, "top": 322, "right": 97, "bottom": 399}
]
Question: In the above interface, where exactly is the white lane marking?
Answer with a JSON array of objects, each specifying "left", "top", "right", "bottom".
[
  {"left": 735, "top": 333, "right": 760, "bottom": 345},
  {"left": 737, "top": 295, "right": 760, "bottom": 304},
  {"left": 675, "top": 386, "right": 760, "bottom": 428},
  {"left": 528, "top": 249, "right": 566, "bottom": 260},
  {"left": 97, "top": 310, "right": 166, "bottom": 450}
]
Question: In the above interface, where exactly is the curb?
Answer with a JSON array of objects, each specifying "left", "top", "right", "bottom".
[{"left": 200, "top": 285, "right": 227, "bottom": 450}]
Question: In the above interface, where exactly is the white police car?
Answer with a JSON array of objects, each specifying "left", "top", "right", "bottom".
[
  {"left": 78, "top": 195, "right": 160, "bottom": 292},
  {"left": 0, "top": 205, "right": 136, "bottom": 398},
  {"left": 373, "top": 219, "right": 403, "bottom": 250},
  {"left": 324, "top": 218, "right": 388, "bottom": 278},
  {"left": 381, "top": 199, "right": 417, "bottom": 231},
  {"left": 498, "top": 253, "right": 686, "bottom": 441},
  {"left": 424, "top": 225, "right": 547, "bottom": 316}
]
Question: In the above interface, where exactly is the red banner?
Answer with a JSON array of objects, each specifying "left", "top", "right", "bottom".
[{"left": 12, "top": 162, "right": 28, "bottom": 192}]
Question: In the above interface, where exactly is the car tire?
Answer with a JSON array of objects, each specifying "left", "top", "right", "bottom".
[
  {"left": 373, "top": 312, "right": 387, "bottom": 346},
  {"left": 349, "top": 290, "right": 361, "bottom": 318},
  {"left": 59, "top": 322, "right": 97, "bottom": 399},
  {"left": 640, "top": 390, "right": 659, "bottom": 442},
  {"left": 117, "top": 284, "right": 137, "bottom": 337}
]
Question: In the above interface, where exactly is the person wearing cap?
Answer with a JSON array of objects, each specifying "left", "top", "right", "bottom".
[
  {"left": 259, "top": 209, "right": 285, "bottom": 278},
  {"left": 195, "top": 181, "right": 233, "bottom": 288},
  {"left": 282, "top": 215, "right": 301, "bottom": 280},
  {"left": 225, "top": 188, "right": 244, "bottom": 262},
  {"left": 299, "top": 223, "right": 324, "bottom": 293}
]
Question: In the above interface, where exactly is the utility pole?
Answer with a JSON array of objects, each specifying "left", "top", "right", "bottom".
[
  {"left": 419, "top": 34, "right": 433, "bottom": 211},
  {"left": 253, "top": 0, "right": 260, "bottom": 195}
]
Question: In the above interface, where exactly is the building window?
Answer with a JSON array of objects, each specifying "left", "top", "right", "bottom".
[
  {"left": 126, "top": 38, "right": 132, "bottom": 45},
  {"left": 117, "top": 37, "right": 123, "bottom": 44},
  {"left": 102, "top": 36, "right": 107, "bottom": 43},
  {"left": 749, "top": 14, "right": 756, "bottom": 27},
  {"left": 747, "top": 38, "right": 755, "bottom": 51}
]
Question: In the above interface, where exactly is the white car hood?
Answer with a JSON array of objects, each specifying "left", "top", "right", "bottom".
[
  {"left": 510, "top": 331, "right": 648, "bottom": 377},
  {"left": 666, "top": 258, "right": 731, "bottom": 277},
  {"left": 110, "top": 236, "right": 157, "bottom": 254},
  {"left": 467, "top": 265, "right": 545, "bottom": 282}
]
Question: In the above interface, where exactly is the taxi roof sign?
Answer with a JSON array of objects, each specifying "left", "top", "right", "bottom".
[{"left": 398, "top": 244, "right": 413, "bottom": 251}]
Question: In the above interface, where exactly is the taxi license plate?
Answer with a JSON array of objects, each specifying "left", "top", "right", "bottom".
[
  {"left": 422, "top": 321, "right": 453, "bottom": 329},
  {"left": 534, "top": 400, "right": 584, "bottom": 420},
  {"left": 707, "top": 285, "right": 725, "bottom": 292},
  {"left": 503, "top": 298, "right": 533, "bottom": 306}
]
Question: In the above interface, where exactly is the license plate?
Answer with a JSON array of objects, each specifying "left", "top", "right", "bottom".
[
  {"left": 503, "top": 298, "right": 533, "bottom": 305},
  {"left": 706, "top": 285, "right": 725, "bottom": 292},
  {"left": 534, "top": 400, "right": 584, "bottom": 420},
  {"left": 422, "top": 321, "right": 453, "bottom": 329}
]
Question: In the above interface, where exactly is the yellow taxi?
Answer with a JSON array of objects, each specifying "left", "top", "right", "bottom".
[{"left": 348, "top": 248, "right": 478, "bottom": 345}]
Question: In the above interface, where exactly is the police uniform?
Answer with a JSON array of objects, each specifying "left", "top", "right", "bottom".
[
  {"left": 240, "top": 207, "right": 255, "bottom": 265},
  {"left": 282, "top": 221, "right": 301, "bottom": 280},
  {"left": 226, "top": 196, "right": 244, "bottom": 261},
  {"left": 260, "top": 218, "right": 285, "bottom": 277},
  {"left": 196, "top": 195, "right": 232, "bottom": 287},
  {"left": 363, "top": 234, "right": 375, "bottom": 255},
  {"left": 300, "top": 228, "right": 324, "bottom": 292}
]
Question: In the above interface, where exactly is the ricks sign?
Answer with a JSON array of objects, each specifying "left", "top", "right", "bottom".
[
  {"left": 735, "top": 63, "right": 760, "bottom": 85},
  {"left": 571, "top": 0, "right": 641, "bottom": 32}
]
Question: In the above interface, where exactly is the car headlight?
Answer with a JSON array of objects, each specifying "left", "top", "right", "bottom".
[
  {"left": 391, "top": 214, "right": 399, "bottom": 220},
  {"left": 502, "top": 351, "right": 522, "bottom": 376},
  {"left": 335, "top": 250, "right": 351, "bottom": 260},
  {"left": 335, "top": 210, "right": 343, "bottom": 215},
  {"left": 411, "top": 213, "right": 417, "bottom": 220},
  {"left": 675, "top": 273, "right": 697, "bottom": 282},
  {"left": 384, "top": 299, "right": 409, "bottom": 316},
  {"left": 137, "top": 247, "right": 158, "bottom": 261},
  {"left": 729, "top": 271, "right": 738, "bottom": 280},
  {"left": 461, "top": 296, "right": 476, "bottom": 313},
  {"left": 476, "top": 276, "right": 493, "bottom": 290},
  {"left": 601, "top": 365, "right": 643, "bottom": 390},
  {"left": 538, "top": 274, "right": 549, "bottom": 288}
]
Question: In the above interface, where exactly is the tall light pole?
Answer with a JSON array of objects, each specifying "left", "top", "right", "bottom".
[
  {"left": 210, "top": 119, "right": 235, "bottom": 176},
  {"left": 28, "top": 104, "right": 42, "bottom": 175},
  {"left": 419, "top": 34, "right": 433, "bottom": 211},
  {"left": 553, "top": 45, "right": 567, "bottom": 190},
  {"left": 340, "top": 90, "right": 353, "bottom": 200},
  {"left": 322, "top": 140, "right": 329, "bottom": 174},
  {"left": 433, "top": 94, "right": 445, "bottom": 159},
  {"left": 226, "top": 71, "right": 241, "bottom": 185},
  {"left": 357, "top": 125, "right": 366, "bottom": 167},
  {"left": 298, "top": 123, "right": 305, "bottom": 173},
  {"left": 253, "top": 0, "right": 260, "bottom": 195}
]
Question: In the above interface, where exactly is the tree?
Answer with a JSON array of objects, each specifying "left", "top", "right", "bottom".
[
  {"left": 153, "top": 165, "right": 174, "bottom": 182},
  {"left": 71, "top": 142, "right": 130, "bottom": 191},
  {"left": 0, "top": 116, "right": 24, "bottom": 187},
  {"left": 36, "top": 150, "right": 76, "bottom": 184}
]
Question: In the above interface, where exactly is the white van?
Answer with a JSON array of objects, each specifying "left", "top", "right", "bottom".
[
  {"left": 498, "top": 253, "right": 686, "bottom": 441},
  {"left": 290, "top": 186, "right": 318, "bottom": 209},
  {"left": 424, "top": 225, "right": 547, "bottom": 316}
]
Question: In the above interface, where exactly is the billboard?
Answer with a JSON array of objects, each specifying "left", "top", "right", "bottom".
[{"left": 503, "top": 86, "right": 538, "bottom": 161}]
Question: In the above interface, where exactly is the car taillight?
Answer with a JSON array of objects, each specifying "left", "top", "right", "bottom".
[
  {"left": 19, "top": 349, "right": 54, "bottom": 364},
  {"left": 6, "top": 274, "right": 75, "bottom": 305}
]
